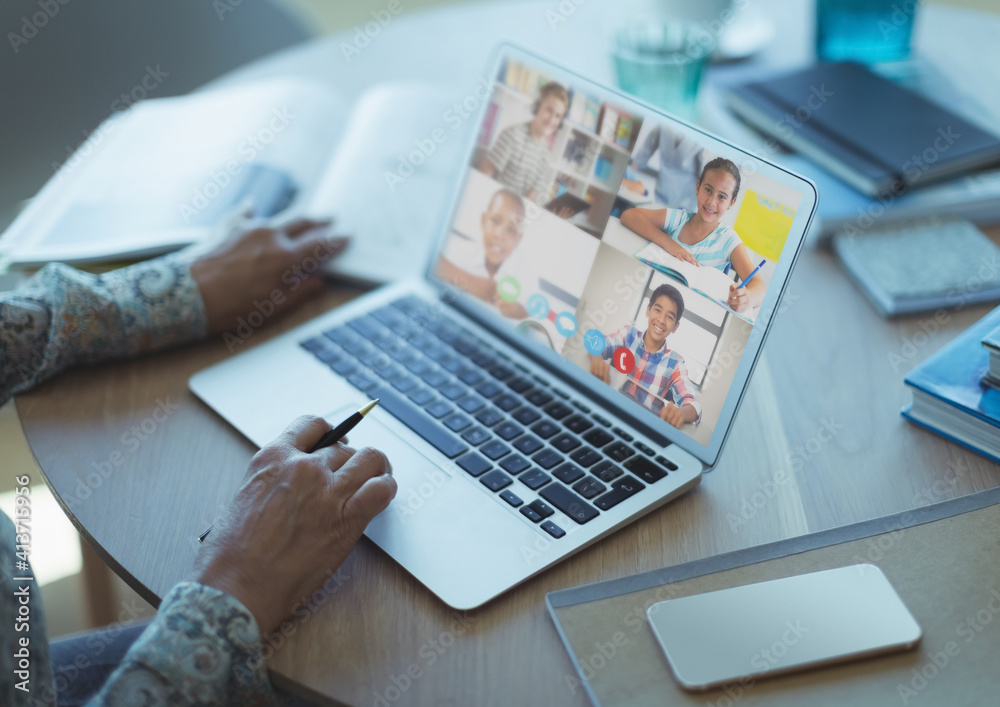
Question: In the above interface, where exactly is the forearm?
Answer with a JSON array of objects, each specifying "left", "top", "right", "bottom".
[
  {"left": 86, "top": 582, "right": 274, "bottom": 706},
  {"left": 746, "top": 278, "right": 766, "bottom": 307},
  {"left": 681, "top": 404, "right": 699, "bottom": 424},
  {"left": 620, "top": 210, "right": 681, "bottom": 254},
  {"left": 0, "top": 256, "right": 207, "bottom": 405},
  {"left": 436, "top": 258, "right": 495, "bottom": 302}
]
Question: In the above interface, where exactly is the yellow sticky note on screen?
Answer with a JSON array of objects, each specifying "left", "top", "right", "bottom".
[{"left": 732, "top": 191, "right": 797, "bottom": 263}]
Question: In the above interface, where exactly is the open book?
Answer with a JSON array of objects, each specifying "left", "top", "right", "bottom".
[{"left": 0, "top": 78, "right": 460, "bottom": 286}]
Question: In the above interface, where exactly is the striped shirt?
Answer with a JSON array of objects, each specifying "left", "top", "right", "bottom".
[
  {"left": 601, "top": 325, "right": 702, "bottom": 423},
  {"left": 660, "top": 207, "right": 742, "bottom": 271},
  {"left": 486, "top": 123, "right": 554, "bottom": 203}
]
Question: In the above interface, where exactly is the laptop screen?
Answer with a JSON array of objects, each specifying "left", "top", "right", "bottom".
[{"left": 431, "top": 46, "right": 815, "bottom": 462}]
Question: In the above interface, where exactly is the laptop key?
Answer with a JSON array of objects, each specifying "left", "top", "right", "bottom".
[
  {"left": 332, "top": 359, "right": 358, "bottom": 377},
  {"left": 488, "top": 364, "right": 515, "bottom": 381},
  {"left": 623, "top": 455, "right": 669, "bottom": 483},
  {"left": 552, "top": 462, "right": 584, "bottom": 484},
  {"left": 494, "top": 394, "right": 521, "bottom": 412},
  {"left": 530, "top": 420, "right": 560, "bottom": 439},
  {"left": 443, "top": 414, "right": 472, "bottom": 432},
  {"left": 563, "top": 414, "right": 594, "bottom": 434},
  {"left": 532, "top": 449, "right": 564, "bottom": 469},
  {"left": 525, "top": 389, "right": 554, "bottom": 407},
  {"left": 457, "top": 367, "right": 484, "bottom": 385},
  {"left": 480, "top": 470, "right": 513, "bottom": 492},
  {"left": 513, "top": 435, "right": 544, "bottom": 455},
  {"left": 583, "top": 428, "right": 614, "bottom": 448},
  {"left": 425, "top": 400, "right": 453, "bottom": 419},
  {"left": 544, "top": 401, "right": 573, "bottom": 420},
  {"left": 541, "top": 520, "right": 566, "bottom": 539},
  {"left": 592, "top": 414, "right": 611, "bottom": 427},
  {"left": 655, "top": 455, "right": 679, "bottom": 471},
  {"left": 348, "top": 372, "right": 378, "bottom": 392},
  {"left": 421, "top": 370, "right": 449, "bottom": 388},
  {"left": 439, "top": 382, "right": 467, "bottom": 400},
  {"left": 527, "top": 499, "right": 555, "bottom": 519},
  {"left": 407, "top": 387, "right": 435, "bottom": 406},
  {"left": 593, "top": 476, "right": 646, "bottom": 510},
  {"left": 476, "top": 381, "right": 503, "bottom": 398},
  {"left": 474, "top": 407, "right": 503, "bottom": 427},
  {"left": 611, "top": 427, "right": 634, "bottom": 442},
  {"left": 499, "top": 454, "right": 530, "bottom": 475},
  {"left": 550, "top": 433, "right": 581, "bottom": 454},
  {"left": 372, "top": 386, "right": 467, "bottom": 459},
  {"left": 573, "top": 477, "right": 607, "bottom": 499},
  {"left": 457, "top": 395, "right": 486, "bottom": 414},
  {"left": 519, "top": 469, "right": 551, "bottom": 490},
  {"left": 519, "top": 506, "right": 543, "bottom": 523},
  {"left": 500, "top": 490, "right": 523, "bottom": 507},
  {"left": 570, "top": 447, "right": 602, "bottom": 468},
  {"left": 539, "top": 484, "right": 599, "bottom": 524},
  {"left": 494, "top": 421, "right": 523, "bottom": 441},
  {"left": 635, "top": 442, "right": 655, "bottom": 456},
  {"left": 441, "top": 355, "right": 466, "bottom": 373},
  {"left": 347, "top": 315, "right": 383, "bottom": 339},
  {"left": 506, "top": 376, "right": 534, "bottom": 393},
  {"left": 324, "top": 325, "right": 361, "bottom": 348},
  {"left": 591, "top": 460, "right": 623, "bottom": 483},
  {"left": 457, "top": 452, "right": 492, "bottom": 477},
  {"left": 390, "top": 375, "right": 418, "bottom": 393},
  {"left": 604, "top": 441, "right": 635, "bottom": 462},
  {"left": 512, "top": 407, "right": 541, "bottom": 425},
  {"left": 480, "top": 440, "right": 511, "bottom": 461},
  {"left": 461, "top": 426, "right": 491, "bottom": 446}
]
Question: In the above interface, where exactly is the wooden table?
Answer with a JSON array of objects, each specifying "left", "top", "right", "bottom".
[{"left": 17, "top": 1, "right": 1000, "bottom": 705}]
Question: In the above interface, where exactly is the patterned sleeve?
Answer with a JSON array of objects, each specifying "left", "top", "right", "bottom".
[
  {"left": 667, "top": 357, "right": 702, "bottom": 424},
  {"left": 86, "top": 582, "right": 275, "bottom": 706},
  {"left": 601, "top": 326, "right": 634, "bottom": 360},
  {"left": 0, "top": 255, "right": 207, "bottom": 406},
  {"left": 485, "top": 125, "right": 517, "bottom": 175}
]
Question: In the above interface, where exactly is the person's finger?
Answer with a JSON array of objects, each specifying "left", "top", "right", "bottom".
[
  {"left": 342, "top": 473, "right": 397, "bottom": 526},
  {"left": 275, "top": 415, "right": 334, "bottom": 452},
  {"left": 311, "top": 441, "right": 356, "bottom": 472},
  {"left": 328, "top": 447, "right": 392, "bottom": 501},
  {"left": 282, "top": 217, "right": 334, "bottom": 238}
]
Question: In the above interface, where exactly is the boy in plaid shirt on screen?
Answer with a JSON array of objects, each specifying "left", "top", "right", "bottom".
[{"left": 589, "top": 283, "right": 702, "bottom": 428}]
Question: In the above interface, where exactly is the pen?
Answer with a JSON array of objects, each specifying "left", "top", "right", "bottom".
[
  {"left": 738, "top": 263, "right": 763, "bottom": 289},
  {"left": 197, "top": 399, "right": 380, "bottom": 543}
]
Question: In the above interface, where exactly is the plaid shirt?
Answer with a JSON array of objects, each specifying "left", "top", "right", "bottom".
[{"left": 601, "top": 325, "right": 702, "bottom": 423}]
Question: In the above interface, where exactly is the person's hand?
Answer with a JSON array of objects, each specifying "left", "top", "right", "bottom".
[
  {"left": 659, "top": 403, "right": 687, "bottom": 428},
  {"left": 666, "top": 241, "right": 699, "bottom": 267},
  {"left": 494, "top": 296, "right": 528, "bottom": 319},
  {"left": 590, "top": 356, "right": 611, "bottom": 384},
  {"left": 193, "top": 416, "right": 396, "bottom": 635},
  {"left": 190, "top": 216, "right": 349, "bottom": 335},
  {"left": 727, "top": 283, "right": 750, "bottom": 312}
]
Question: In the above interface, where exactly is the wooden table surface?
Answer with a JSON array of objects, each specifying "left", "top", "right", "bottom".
[{"left": 16, "top": 2, "right": 1000, "bottom": 704}]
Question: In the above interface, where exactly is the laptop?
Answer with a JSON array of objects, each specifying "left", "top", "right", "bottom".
[{"left": 190, "top": 44, "right": 817, "bottom": 609}]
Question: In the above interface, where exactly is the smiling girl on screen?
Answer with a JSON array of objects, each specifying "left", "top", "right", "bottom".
[{"left": 621, "top": 158, "right": 765, "bottom": 314}]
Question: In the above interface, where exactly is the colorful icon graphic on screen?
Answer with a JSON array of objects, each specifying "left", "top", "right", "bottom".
[
  {"left": 497, "top": 276, "right": 520, "bottom": 302},
  {"left": 555, "top": 311, "right": 577, "bottom": 337},
  {"left": 584, "top": 329, "right": 605, "bottom": 355},
  {"left": 613, "top": 347, "right": 635, "bottom": 375},
  {"left": 526, "top": 294, "right": 550, "bottom": 319}
]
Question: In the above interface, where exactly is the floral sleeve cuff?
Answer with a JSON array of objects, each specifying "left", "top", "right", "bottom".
[{"left": 87, "top": 582, "right": 275, "bottom": 706}]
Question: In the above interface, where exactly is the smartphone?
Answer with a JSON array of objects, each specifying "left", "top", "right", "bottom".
[{"left": 646, "top": 564, "right": 922, "bottom": 691}]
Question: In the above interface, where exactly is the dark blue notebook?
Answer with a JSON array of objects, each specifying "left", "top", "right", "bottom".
[{"left": 903, "top": 306, "right": 1000, "bottom": 463}]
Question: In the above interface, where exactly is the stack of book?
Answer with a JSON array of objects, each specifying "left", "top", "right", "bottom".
[{"left": 903, "top": 307, "right": 1000, "bottom": 462}]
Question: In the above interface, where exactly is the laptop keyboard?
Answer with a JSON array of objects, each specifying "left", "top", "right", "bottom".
[{"left": 299, "top": 295, "right": 678, "bottom": 540}]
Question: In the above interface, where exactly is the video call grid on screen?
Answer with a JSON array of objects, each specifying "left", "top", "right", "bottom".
[{"left": 431, "top": 46, "right": 815, "bottom": 462}]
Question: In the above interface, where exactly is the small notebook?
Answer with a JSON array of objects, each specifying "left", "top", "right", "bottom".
[
  {"left": 903, "top": 305, "right": 1000, "bottom": 464},
  {"left": 832, "top": 219, "right": 1000, "bottom": 317}
]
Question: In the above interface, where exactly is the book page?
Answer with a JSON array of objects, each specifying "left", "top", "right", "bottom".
[{"left": 634, "top": 241, "right": 733, "bottom": 302}]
